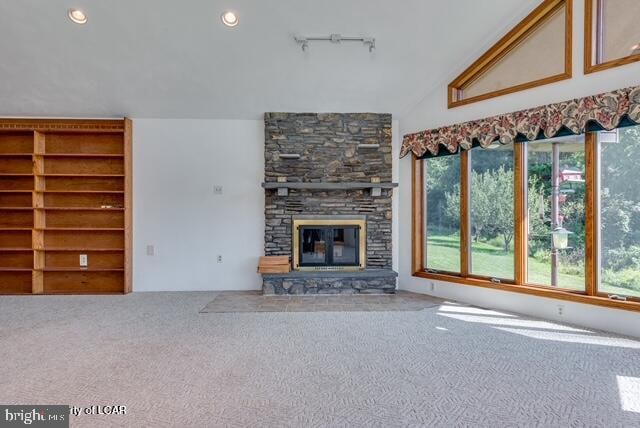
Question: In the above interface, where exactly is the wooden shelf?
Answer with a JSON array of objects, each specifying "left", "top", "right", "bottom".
[
  {"left": 0, "top": 268, "right": 32, "bottom": 272},
  {"left": 40, "top": 248, "right": 125, "bottom": 252},
  {"left": 0, "top": 190, "right": 32, "bottom": 193},
  {"left": 40, "top": 153, "right": 124, "bottom": 158},
  {"left": 36, "top": 207, "right": 124, "bottom": 211},
  {"left": 0, "top": 173, "right": 32, "bottom": 176},
  {"left": 39, "top": 174, "right": 125, "bottom": 178},
  {"left": 0, "top": 153, "right": 32, "bottom": 157},
  {"left": 36, "top": 190, "right": 124, "bottom": 194},
  {"left": 0, "top": 227, "right": 32, "bottom": 231},
  {"left": 37, "top": 227, "right": 125, "bottom": 231},
  {"left": 0, "top": 207, "right": 33, "bottom": 210},
  {"left": 40, "top": 267, "right": 124, "bottom": 272}
]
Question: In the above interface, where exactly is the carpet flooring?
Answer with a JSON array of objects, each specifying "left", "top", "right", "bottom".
[{"left": 1, "top": 291, "right": 640, "bottom": 427}]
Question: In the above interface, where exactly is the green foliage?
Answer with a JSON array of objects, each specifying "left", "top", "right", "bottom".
[
  {"left": 425, "top": 156, "right": 460, "bottom": 231},
  {"left": 603, "top": 245, "right": 640, "bottom": 272},
  {"left": 601, "top": 268, "right": 640, "bottom": 293},
  {"left": 445, "top": 165, "right": 514, "bottom": 252},
  {"left": 527, "top": 174, "right": 550, "bottom": 256}
]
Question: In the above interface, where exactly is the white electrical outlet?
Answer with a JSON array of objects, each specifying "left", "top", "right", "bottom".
[
  {"left": 146, "top": 245, "right": 155, "bottom": 256},
  {"left": 557, "top": 304, "right": 564, "bottom": 316},
  {"left": 213, "top": 185, "right": 223, "bottom": 195},
  {"left": 79, "top": 254, "right": 88, "bottom": 267},
  {"left": 217, "top": 255, "right": 223, "bottom": 263}
]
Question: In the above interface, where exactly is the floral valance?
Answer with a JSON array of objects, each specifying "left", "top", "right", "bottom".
[{"left": 400, "top": 85, "right": 640, "bottom": 158}]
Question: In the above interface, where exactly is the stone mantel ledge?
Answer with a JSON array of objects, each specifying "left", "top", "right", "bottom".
[
  {"left": 261, "top": 182, "right": 398, "bottom": 190},
  {"left": 261, "top": 269, "right": 398, "bottom": 279}
]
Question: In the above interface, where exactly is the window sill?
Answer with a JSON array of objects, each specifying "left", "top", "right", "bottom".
[{"left": 413, "top": 271, "right": 640, "bottom": 313}]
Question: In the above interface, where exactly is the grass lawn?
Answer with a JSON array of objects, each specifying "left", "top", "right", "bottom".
[{"left": 426, "top": 231, "right": 640, "bottom": 297}]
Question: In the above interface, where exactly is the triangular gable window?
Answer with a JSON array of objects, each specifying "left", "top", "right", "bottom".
[{"left": 448, "top": 0, "right": 572, "bottom": 108}]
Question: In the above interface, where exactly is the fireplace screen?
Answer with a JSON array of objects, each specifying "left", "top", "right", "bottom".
[
  {"left": 292, "top": 217, "right": 366, "bottom": 271},
  {"left": 299, "top": 226, "right": 359, "bottom": 267}
]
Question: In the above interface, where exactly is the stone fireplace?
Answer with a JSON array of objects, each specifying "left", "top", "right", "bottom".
[{"left": 261, "top": 113, "right": 398, "bottom": 294}]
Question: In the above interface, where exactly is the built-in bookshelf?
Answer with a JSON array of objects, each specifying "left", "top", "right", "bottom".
[{"left": 0, "top": 119, "right": 132, "bottom": 294}]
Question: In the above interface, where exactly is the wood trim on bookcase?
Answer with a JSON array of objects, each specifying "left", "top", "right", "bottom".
[
  {"left": 413, "top": 134, "right": 640, "bottom": 313},
  {"left": 584, "top": 0, "right": 640, "bottom": 74},
  {"left": 32, "top": 131, "right": 46, "bottom": 294},
  {"left": 411, "top": 156, "right": 424, "bottom": 274},
  {"left": 0, "top": 119, "right": 124, "bottom": 133},
  {"left": 123, "top": 118, "right": 133, "bottom": 294},
  {"left": 448, "top": 0, "right": 572, "bottom": 108}
]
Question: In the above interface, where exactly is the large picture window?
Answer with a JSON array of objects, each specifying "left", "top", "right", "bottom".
[
  {"left": 469, "top": 143, "right": 515, "bottom": 280},
  {"left": 598, "top": 126, "right": 640, "bottom": 298},
  {"left": 526, "top": 137, "right": 585, "bottom": 291},
  {"left": 413, "top": 130, "right": 640, "bottom": 310},
  {"left": 424, "top": 155, "right": 460, "bottom": 273}
]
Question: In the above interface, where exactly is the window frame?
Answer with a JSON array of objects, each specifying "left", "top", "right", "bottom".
[
  {"left": 412, "top": 131, "right": 640, "bottom": 312},
  {"left": 584, "top": 0, "right": 640, "bottom": 74},
  {"left": 422, "top": 154, "right": 463, "bottom": 277},
  {"left": 448, "top": 0, "right": 573, "bottom": 109}
]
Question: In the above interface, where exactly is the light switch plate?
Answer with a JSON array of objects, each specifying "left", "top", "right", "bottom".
[
  {"left": 146, "top": 245, "right": 155, "bottom": 256},
  {"left": 79, "top": 254, "right": 88, "bottom": 267}
]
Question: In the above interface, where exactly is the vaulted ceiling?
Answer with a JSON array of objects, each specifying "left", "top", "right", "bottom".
[{"left": 0, "top": 0, "right": 539, "bottom": 119}]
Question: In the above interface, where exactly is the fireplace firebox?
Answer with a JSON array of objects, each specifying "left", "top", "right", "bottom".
[{"left": 292, "top": 216, "right": 366, "bottom": 271}]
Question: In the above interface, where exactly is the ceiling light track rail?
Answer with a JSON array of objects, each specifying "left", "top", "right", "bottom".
[{"left": 294, "top": 34, "right": 376, "bottom": 52}]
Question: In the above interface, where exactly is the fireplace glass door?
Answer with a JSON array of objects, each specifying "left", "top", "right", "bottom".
[{"left": 299, "top": 225, "right": 360, "bottom": 268}]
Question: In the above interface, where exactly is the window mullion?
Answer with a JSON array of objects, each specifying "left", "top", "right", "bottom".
[
  {"left": 585, "top": 132, "right": 599, "bottom": 296},
  {"left": 514, "top": 143, "right": 528, "bottom": 285},
  {"left": 460, "top": 150, "right": 471, "bottom": 277}
]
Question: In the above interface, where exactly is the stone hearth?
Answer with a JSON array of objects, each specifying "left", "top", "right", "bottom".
[{"left": 262, "top": 112, "right": 397, "bottom": 295}]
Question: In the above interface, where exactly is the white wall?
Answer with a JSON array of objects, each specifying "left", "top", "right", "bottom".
[
  {"left": 132, "top": 118, "right": 400, "bottom": 292},
  {"left": 132, "top": 119, "right": 264, "bottom": 291},
  {"left": 397, "top": 0, "right": 640, "bottom": 338}
]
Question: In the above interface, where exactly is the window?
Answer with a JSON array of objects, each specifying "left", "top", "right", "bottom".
[
  {"left": 526, "top": 137, "right": 585, "bottom": 291},
  {"left": 448, "top": 0, "right": 571, "bottom": 108},
  {"left": 424, "top": 155, "right": 460, "bottom": 273},
  {"left": 469, "top": 143, "right": 514, "bottom": 280},
  {"left": 412, "top": 130, "right": 640, "bottom": 311},
  {"left": 598, "top": 126, "right": 640, "bottom": 298},
  {"left": 585, "top": 0, "right": 640, "bottom": 73}
]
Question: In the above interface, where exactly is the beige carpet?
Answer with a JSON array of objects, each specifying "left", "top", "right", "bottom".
[{"left": 1, "top": 291, "right": 640, "bottom": 427}]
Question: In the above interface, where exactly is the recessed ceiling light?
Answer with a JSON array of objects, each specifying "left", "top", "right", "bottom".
[
  {"left": 221, "top": 11, "right": 238, "bottom": 27},
  {"left": 68, "top": 8, "right": 88, "bottom": 24}
]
